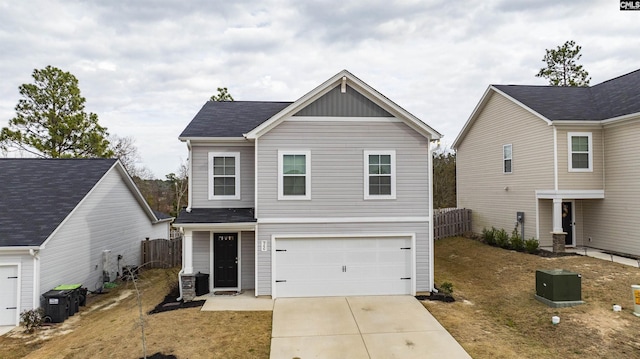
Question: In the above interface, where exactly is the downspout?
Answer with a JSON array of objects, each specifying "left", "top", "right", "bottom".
[
  {"left": 186, "top": 140, "right": 193, "bottom": 213},
  {"left": 428, "top": 139, "right": 435, "bottom": 292},
  {"left": 29, "top": 249, "right": 40, "bottom": 309},
  {"left": 176, "top": 227, "right": 185, "bottom": 301}
]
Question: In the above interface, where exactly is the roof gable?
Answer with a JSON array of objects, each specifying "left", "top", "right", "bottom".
[
  {"left": 0, "top": 159, "right": 162, "bottom": 247},
  {"left": 245, "top": 70, "right": 441, "bottom": 140}
]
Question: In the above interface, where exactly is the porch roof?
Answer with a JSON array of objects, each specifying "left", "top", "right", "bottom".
[{"left": 174, "top": 208, "right": 256, "bottom": 224}]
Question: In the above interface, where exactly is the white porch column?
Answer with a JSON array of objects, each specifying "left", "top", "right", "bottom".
[
  {"left": 552, "top": 198, "right": 564, "bottom": 233},
  {"left": 183, "top": 229, "right": 194, "bottom": 274}
]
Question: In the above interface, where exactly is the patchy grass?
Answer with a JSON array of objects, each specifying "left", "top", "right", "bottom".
[
  {"left": 0, "top": 268, "right": 271, "bottom": 359},
  {"left": 424, "top": 237, "right": 640, "bottom": 359}
]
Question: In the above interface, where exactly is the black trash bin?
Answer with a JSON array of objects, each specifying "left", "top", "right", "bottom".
[
  {"left": 78, "top": 287, "right": 88, "bottom": 306},
  {"left": 195, "top": 272, "right": 209, "bottom": 296},
  {"left": 42, "top": 290, "right": 70, "bottom": 323},
  {"left": 54, "top": 284, "right": 82, "bottom": 316}
]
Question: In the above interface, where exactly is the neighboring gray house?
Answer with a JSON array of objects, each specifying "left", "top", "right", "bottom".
[
  {"left": 453, "top": 69, "right": 640, "bottom": 256},
  {"left": 0, "top": 159, "right": 172, "bottom": 326},
  {"left": 174, "top": 70, "right": 441, "bottom": 299}
]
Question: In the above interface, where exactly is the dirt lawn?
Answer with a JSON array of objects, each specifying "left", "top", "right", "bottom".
[
  {"left": 425, "top": 237, "right": 640, "bottom": 359},
  {"left": 0, "top": 269, "right": 271, "bottom": 359}
]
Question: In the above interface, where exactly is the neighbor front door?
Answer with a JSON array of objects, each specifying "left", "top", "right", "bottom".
[
  {"left": 214, "top": 233, "right": 238, "bottom": 288},
  {"left": 562, "top": 202, "right": 574, "bottom": 246}
]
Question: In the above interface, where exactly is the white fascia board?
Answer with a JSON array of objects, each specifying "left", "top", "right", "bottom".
[
  {"left": 245, "top": 70, "right": 441, "bottom": 140},
  {"left": 0, "top": 247, "right": 36, "bottom": 252},
  {"left": 550, "top": 120, "right": 603, "bottom": 127},
  {"left": 258, "top": 217, "right": 429, "bottom": 224},
  {"left": 175, "top": 222, "right": 257, "bottom": 231},
  {"left": 179, "top": 137, "right": 249, "bottom": 142},
  {"left": 535, "top": 189, "right": 605, "bottom": 199},
  {"left": 601, "top": 112, "right": 640, "bottom": 126}
]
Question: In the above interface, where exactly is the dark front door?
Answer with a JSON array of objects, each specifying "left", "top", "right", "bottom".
[
  {"left": 214, "top": 233, "right": 238, "bottom": 288},
  {"left": 562, "top": 202, "right": 573, "bottom": 246}
]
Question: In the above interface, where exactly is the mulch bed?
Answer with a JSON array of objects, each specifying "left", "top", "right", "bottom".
[
  {"left": 148, "top": 286, "right": 205, "bottom": 314},
  {"left": 416, "top": 292, "right": 455, "bottom": 302},
  {"left": 140, "top": 353, "right": 177, "bottom": 359}
]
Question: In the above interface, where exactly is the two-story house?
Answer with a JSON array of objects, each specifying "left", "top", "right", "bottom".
[
  {"left": 174, "top": 70, "right": 441, "bottom": 300},
  {"left": 453, "top": 69, "right": 640, "bottom": 256}
]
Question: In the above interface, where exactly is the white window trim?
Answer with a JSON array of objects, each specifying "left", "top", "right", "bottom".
[
  {"left": 278, "top": 150, "right": 311, "bottom": 200},
  {"left": 208, "top": 152, "right": 241, "bottom": 200},
  {"left": 503, "top": 144, "right": 513, "bottom": 174},
  {"left": 567, "top": 132, "right": 593, "bottom": 172},
  {"left": 364, "top": 150, "right": 396, "bottom": 200}
]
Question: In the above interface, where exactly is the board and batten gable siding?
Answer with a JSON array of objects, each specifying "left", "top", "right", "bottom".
[
  {"left": 582, "top": 120, "right": 640, "bottom": 256},
  {"left": 456, "top": 91, "right": 554, "bottom": 239},
  {"left": 293, "top": 85, "right": 393, "bottom": 117},
  {"left": 0, "top": 253, "right": 33, "bottom": 312},
  {"left": 256, "top": 120, "right": 430, "bottom": 218},
  {"left": 190, "top": 144, "right": 255, "bottom": 208},
  {"left": 192, "top": 231, "right": 210, "bottom": 274},
  {"left": 555, "top": 126, "right": 604, "bottom": 190},
  {"left": 255, "top": 222, "right": 429, "bottom": 296},
  {"left": 38, "top": 167, "right": 168, "bottom": 296}
]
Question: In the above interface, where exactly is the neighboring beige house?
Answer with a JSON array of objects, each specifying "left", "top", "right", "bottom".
[
  {"left": 174, "top": 70, "right": 442, "bottom": 299},
  {"left": 453, "top": 69, "right": 640, "bottom": 256}
]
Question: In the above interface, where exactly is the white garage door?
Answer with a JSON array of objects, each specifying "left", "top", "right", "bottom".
[
  {"left": 274, "top": 237, "right": 413, "bottom": 298},
  {"left": 0, "top": 265, "right": 19, "bottom": 326}
]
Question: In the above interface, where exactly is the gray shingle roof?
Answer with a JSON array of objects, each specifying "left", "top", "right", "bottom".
[
  {"left": 0, "top": 158, "right": 117, "bottom": 247},
  {"left": 174, "top": 208, "right": 256, "bottom": 224},
  {"left": 493, "top": 69, "right": 640, "bottom": 121},
  {"left": 179, "top": 101, "right": 292, "bottom": 138}
]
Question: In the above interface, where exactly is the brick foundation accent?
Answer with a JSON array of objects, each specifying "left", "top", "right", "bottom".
[
  {"left": 552, "top": 233, "right": 566, "bottom": 253},
  {"left": 181, "top": 274, "right": 196, "bottom": 302}
]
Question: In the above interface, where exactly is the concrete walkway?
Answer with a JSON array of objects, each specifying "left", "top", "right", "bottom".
[
  {"left": 198, "top": 290, "right": 274, "bottom": 311},
  {"left": 541, "top": 246, "right": 640, "bottom": 268},
  {"left": 270, "top": 296, "right": 471, "bottom": 359}
]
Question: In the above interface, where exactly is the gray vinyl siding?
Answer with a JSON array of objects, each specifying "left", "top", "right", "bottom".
[
  {"left": 256, "top": 120, "right": 430, "bottom": 218},
  {"left": 538, "top": 200, "right": 553, "bottom": 246},
  {"left": 456, "top": 92, "right": 554, "bottom": 237},
  {"left": 191, "top": 144, "right": 255, "bottom": 208},
  {"left": 294, "top": 85, "right": 392, "bottom": 117},
  {"left": 240, "top": 231, "right": 255, "bottom": 289},
  {"left": 582, "top": 120, "right": 640, "bottom": 256},
  {"left": 0, "top": 252, "right": 34, "bottom": 314},
  {"left": 556, "top": 126, "right": 604, "bottom": 190},
  {"left": 38, "top": 168, "right": 169, "bottom": 296},
  {"left": 193, "top": 231, "right": 210, "bottom": 275},
  {"left": 255, "top": 222, "right": 430, "bottom": 296}
]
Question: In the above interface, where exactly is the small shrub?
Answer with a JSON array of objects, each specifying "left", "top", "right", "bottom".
[
  {"left": 524, "top": 238, "right": 540, "bottom": 253},
  {"left": 510, "top": 226, "right": 525, "bottom": 251},
  {"left": 440, "top": 281, "right": 454, "bottom": 296},
  {"left": 482, "top": 227, "right": 497, "bottom": 246},
  {"left": 20, "top": 308, "right": 44, "bottom": 333},
  {"left": 495, "top": 228, "right": 510, "bottom": 248}
]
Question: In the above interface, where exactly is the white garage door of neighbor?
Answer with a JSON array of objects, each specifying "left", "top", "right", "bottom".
[
  {"left": 0, "top": 265, "right": 19, "bottom": 326},
  {"left": 274, "top": 237, "right": 412, "bottom": 298}
]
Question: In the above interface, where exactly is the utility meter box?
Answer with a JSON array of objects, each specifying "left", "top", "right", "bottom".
[{"left": 535, "top": 269, "right": 584, "bottom": 307}]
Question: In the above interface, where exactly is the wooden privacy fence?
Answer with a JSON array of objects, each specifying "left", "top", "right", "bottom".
[
  {"left": 141, "top": 238, "right": 182, "bottom": 268},
  {"left": 434, "top": 208, "right": 472, "bottom": 240}
]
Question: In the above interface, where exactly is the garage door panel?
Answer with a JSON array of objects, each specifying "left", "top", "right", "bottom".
[{"left": 275, "top": 237, "right": 413, "bottom": 298}]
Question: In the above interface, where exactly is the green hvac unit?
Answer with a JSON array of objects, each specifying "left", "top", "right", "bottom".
[{"left": 535, "top": 269, "right": 584, "bottom": 307}]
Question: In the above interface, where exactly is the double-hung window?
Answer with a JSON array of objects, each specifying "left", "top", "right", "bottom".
[
  {"left": 568, "top": 132, "right": 592, "bottom": 172},
  {"left": 278, "top": 150, "right": 311, "bottom": 200},
  {"left": 503, "top": 144, "right": 512, "bottom": 174},
  {"left": 364, "top": 150, "right": 396, "bottom": 199},
  {"left": 208, "top": 152, "right": 240, "bottom": 200}
]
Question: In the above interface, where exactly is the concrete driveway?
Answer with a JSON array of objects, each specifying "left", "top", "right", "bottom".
[{"left": 270, "top": 296, "right": 471, "bottom": 359}]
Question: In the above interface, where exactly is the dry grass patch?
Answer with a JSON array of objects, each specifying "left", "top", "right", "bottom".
[
  {"left": 425, "top": 237, "right": 640, "bottom": 359},
  {"left": 0, "top": 268, "right": 271, "bottom": 359}
]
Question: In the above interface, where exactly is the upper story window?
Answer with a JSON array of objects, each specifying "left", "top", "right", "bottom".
[
  {"left": 568, "top": 132, "right": 592, "bottom": 172},
  {"left": 208, "top": 152, "right": 240, "bottom": 200},
  {"left": 364, "top": 150, "right": 396, "bottom": 200},
  {"left": 503, "top": 144, "right": 512, "bottom": 174},
  {"left": 278, "top": 150, "right": 311, "bottom": 200}
]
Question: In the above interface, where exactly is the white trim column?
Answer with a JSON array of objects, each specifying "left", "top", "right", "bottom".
[
  {"left": 183, "top": 229, "right": 194, "bottom": 274},
  {"left": 552, "top": 198, "right": 563, "bottom": 233}
]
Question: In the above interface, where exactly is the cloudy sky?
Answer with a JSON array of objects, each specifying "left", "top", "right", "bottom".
[{"left": 0, "top": 0, "right": 638, "bottom": 178}]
